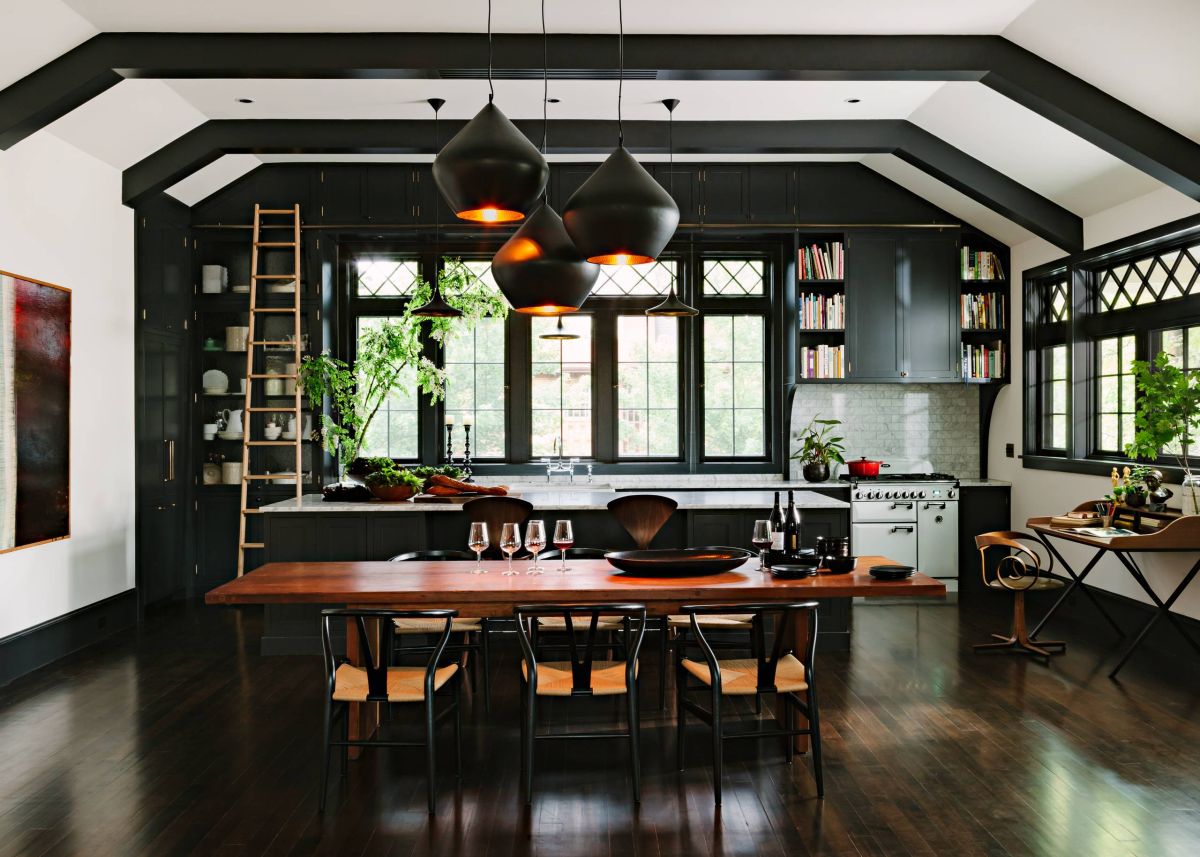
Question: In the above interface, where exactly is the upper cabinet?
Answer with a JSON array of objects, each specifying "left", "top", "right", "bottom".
[
  {"left": 651, "top": 165, "right": 701, "bottom": 223},
  {"left": 550, "top": 164, "right": 598, "bottom": 213},
  {"left": 319, "top": 165, "right": 431, "bottom": 224},
  {"left": 700, "top": 166, "right": 750, "bottom": 223},
  {"left": 137, "top": 207, "right": 190, "bottom": 332},
  {"left": 846, "top": 230, "right": 960, "bottom": 382},
  {"left": 748, "top": 165, "right": 796, "bottom": 223}
]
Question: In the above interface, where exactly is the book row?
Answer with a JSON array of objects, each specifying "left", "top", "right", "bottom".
[
  {"left": 799, "top": 344, "right": 845, "bottom": 379},
  {"left": 961, "top": 292, "right": 1006, "bottom": 330},
  {"left": 799, "top": 292, "right": 845, "bottom": 330},
  {"left": 798, "top": 242, "right": 844, "bottom": 280}
]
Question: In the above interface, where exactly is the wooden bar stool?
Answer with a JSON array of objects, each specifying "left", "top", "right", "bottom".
[
  {"left": 608, "top": 494, "right": 678, "bottom": 708},
  {"left": 974, "top": 531, "right": 1067, "bottom": 658},
  {"left": 318, "top": 608, "right": 464, "bottom": 815}
]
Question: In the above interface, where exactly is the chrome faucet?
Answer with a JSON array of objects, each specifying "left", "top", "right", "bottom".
[{"left": 540, "top": 438, "right": 581, "bottom": 482}]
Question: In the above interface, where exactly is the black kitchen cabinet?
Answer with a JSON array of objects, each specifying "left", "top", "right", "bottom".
[
  {"left": 550, "top": 164, "right": 598, "bottom": 212},
  {"left": 652, "top": 165, "right": 702, "bottom": 223},
  {"left": 138, "top": 500, "right": 184, "bottom": 605},
  {"left": 195, "top": 493, "right": 241, "bottom": 592},
  {"left": 317, "top": 166, "right": 364, "bottom": 223},
  {"left": 748, "top": 165, "right": 795, "bottom": 222},
  {"left": 137, "top": 206, "right": 190, "bottom": 332},
  {"left": 194, "top": 166, "right": 314, "bottom": 225},
  {"left": 846, "top": 229, "right": 961, "bottom": 382},
  {"left": 701, "top": 166, "right": 749, "bottom": 223},
  {"left": 362, "top": 164, "right": 409, "bottom": 223}
]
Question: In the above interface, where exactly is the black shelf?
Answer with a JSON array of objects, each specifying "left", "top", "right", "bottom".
[
  {"left": 797, "top": 279, "right": 844, "bottom": 286},
  {"left": 961, "top": 327, "right": 1006, "bottom": 334}
]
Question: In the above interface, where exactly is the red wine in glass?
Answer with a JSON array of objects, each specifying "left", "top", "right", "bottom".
[{"left": 552, "top": 520, "right": 574, "bottom": 572}]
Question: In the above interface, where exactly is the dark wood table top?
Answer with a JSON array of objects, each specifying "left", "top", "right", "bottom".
[
  {"left": 204, "top": 556, "right": 946, "bottom": 614},
  {"left": 1027, "top": 514, "right": 1200, "bottom": 551}
]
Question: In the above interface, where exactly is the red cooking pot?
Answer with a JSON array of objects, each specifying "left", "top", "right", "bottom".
[{"left": 847, "top": 457, "right": 890, "bottom": 477}]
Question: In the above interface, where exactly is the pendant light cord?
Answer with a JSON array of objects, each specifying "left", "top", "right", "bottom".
[
  {"left": 487, "top": 0, "right": 495, "bottom": 104},
  {"left": 541, "top": 0, "right": 550, "bottom": 201},
  {"left": 432, "top": 101, "right": 441, "bottom": 289},
  {"left": 617, "top": 0, "right": 624, "bottom": 146}
]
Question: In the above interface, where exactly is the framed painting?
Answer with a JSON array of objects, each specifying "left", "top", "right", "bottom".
[{"left": 1, "top": 270, "right": 71, "bottom": 554}]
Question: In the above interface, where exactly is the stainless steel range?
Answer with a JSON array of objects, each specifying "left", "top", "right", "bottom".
[{"left": 844, "top": 464, "right": 960, "bottom": 585}]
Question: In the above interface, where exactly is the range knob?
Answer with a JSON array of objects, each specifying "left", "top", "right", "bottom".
[
  {"left": 919, "top": 490, "right": 926, "bottom": 498},
  {"left": 948, "top": 489, "right": 957, "bottom": 499},
  {"left": 885, "top": 491, "right": 895, "bottom": 499}
]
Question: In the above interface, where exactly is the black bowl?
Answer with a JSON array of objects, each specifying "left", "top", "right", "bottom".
[
  {"left": 605, "top": 548, "right": 753, "bottom": 577},
  {"left": 821, "top": 555, "right": 858, "bottom": 574},
  {"left": 771, "top": 563, "right": 818, "bottom": 579},
  {"left": 869, "top": 564, "right": 915, "bottom": 581}
]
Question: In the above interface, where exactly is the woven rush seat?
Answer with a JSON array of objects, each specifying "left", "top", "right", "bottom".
[
  {"left": 668, "top": 613, "right": 753, "bottom": 628},
  {"left": 537, "top": 616, "right": 623, "bottom": 630},
  {"left": 393, "top": 617, "right": 483, "bottom": 633},
  {"left": 986, "top": 576, "right": 1064, "bottom": 592},
  {"left": 681, "top": 654, "right": 808, "bottom": 695},
  {"left": 521, "top": 660, "right": 637, "bottom": 696},
  {"left": 332, "top": 662, "right": 459, "bottom": 702}
]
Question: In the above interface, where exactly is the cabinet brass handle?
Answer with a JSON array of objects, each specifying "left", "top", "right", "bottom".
[{"left": 166, "top": 440, "right": 175, "bottom": 482}]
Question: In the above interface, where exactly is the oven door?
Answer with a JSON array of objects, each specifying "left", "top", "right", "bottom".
[
  {"left": 851, "top": 521, "right": 918, "bottom": 568},
  {"left": 917, "top": 500, "right": 960, "bottom": 579}
]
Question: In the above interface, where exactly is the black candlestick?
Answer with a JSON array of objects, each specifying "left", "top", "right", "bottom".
[
  {"left": 462, "top": 424, "right": 473, "bottom": 480},
  {"left": 444, "top": 423, "right": 454, "bottom": 466}
]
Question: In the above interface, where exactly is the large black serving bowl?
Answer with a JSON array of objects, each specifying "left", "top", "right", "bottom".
[{"left": 604, "top": 548, "right": 753, "bottom": 577}]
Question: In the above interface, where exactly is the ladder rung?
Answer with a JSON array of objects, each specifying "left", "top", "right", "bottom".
[
  {"left": 250, "top": 340, "right": 300, "bottom": 346},
  {"left": 247, "top": 406, "right": 300, "bottom": 412},
  {"left": 245, "top": 473, "right": 299, "bottom": 480},
  {"left": 252, "top": 274, "right": 298, "bottom": 280},
  {"left": 258, "top": 209, "right": 297, "bottom": 215},
  {"left": 246, "top": 440, "right": 299, "bottom": 446},
  {"left": 240, "top": 542, "right": 266, "bottom": 549},
  {"left": 242, "top": 509, "right": 263, "bottom": 515},
  {"left": 251, "top": 307, "right": 299, "bottom": 313},
  {"left": 248, "top": 373, "right": 298, "bottom": 379},
  {"left": 255, "top": 242, "right": 297, "bottom": 247}
]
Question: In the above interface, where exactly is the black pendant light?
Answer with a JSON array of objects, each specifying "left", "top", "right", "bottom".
[
  {"left": 491, "top": 0, "right": 599, "bottom": 315},
  {"left": 413, "top": 98, "right": 463, "bottom": 318},
  {"left": 432, "top": 0, "right": 548, "bottom": 223},
  {"left": 647, "top": 99, "right": 698, "bottom": 317},
  {"left": 561, "top": 0, "right": 679, "bottom": 265},
  {"left": 539, "top": 317, "right": 580, "bottom": 340}
]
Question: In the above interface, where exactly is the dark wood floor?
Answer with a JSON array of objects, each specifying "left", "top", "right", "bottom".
[{"left": 2, "top": 595, "right": 1200, "bottom": 857}]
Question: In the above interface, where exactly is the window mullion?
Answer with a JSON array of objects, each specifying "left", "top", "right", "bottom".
[{"left": 594, "top": 310, "right": 617, "bottom": 462}]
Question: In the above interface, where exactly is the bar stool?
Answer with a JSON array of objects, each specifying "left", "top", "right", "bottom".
[
  {"left": 676, "top": 601, "right": 824, "bottom": 804},
  {"left": 318, "top": 608, "right": 463, "bottom": 815},
  {"left": 462, "top": 496, "right": 534, "bottom": 558},
  {"left": 974, "top": 531, "right": 1067, "bottom": 658},
  {"left": 515, "top": 603, "right": 648, "bottom": 804},
  {"left": 389, "top": 550, "right": 493, "bottom": 711},
  {"left": 607, "top": 494, "right": 677, "bottom": 708}
]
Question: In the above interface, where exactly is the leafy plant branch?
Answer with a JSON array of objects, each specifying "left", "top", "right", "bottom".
[{"left": 1124, "top": 351, "right": 1200, "bottom": 509}]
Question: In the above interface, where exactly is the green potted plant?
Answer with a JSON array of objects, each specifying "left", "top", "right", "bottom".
[
  {"left": 1124, "top": 351, "right": 1200, "bottom": 515},
  {"left": 299, "top": 258, "right": 507, "bottom": 491},
  {"left": 362, "top": 457, "right": 425, "bottom": 502},
  {"left": 791, "top": 416, "right": 846, "bottom": 482}
]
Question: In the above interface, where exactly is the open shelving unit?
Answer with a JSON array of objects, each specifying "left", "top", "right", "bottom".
[
  {"left": 795, "top": 233, "right": 847, "bottom": 380},
  {"left": 958, "top": 228, "right": 1011, "bottom": 384}
]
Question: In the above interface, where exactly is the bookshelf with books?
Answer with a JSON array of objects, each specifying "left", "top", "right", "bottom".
[
  {"left": 795, "top": 234, "right": 847, "bottom": 382},
  {"left": 958, "top": 230, "right": 1011, "bottom": 383}
]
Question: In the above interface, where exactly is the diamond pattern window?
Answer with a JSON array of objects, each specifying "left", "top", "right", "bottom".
[
  {"left": 1094, "top": 334, "right": 1135, "bottom": 454},
  {"left": 592, "top": 260, "right": 677, "bottom": 297},
  {"left": 703, "top": 259, "right": 765, "bottom": 296},
  {"left": 703, "top": 315, "right": 766, "bottom": 457},
  {"left": 355, "top": 257, "right": 421, "bottom": 298},
  {"left": 1095, "top": 245, "right": 1200, "bottom": 312},
  {"left": 1047, "top": 279, "right": 1070, "bottom": 323},
  {"left": 617, "top": 315, "right": 680, "bottom": 458}
]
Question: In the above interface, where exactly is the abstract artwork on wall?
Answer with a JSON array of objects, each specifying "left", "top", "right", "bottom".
[{"left": 1, "top": 270, "right": 71, "bottom": 554}]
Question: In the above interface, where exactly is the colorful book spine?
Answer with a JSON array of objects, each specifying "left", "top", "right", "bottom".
[
  {"left": 798, "top": 242, "right": 845, "bottom": 281},
  {"left": 799, "top": 344, "right": 845, "bottom": 379},
  {"left": 961, "top": 248, "right": 1006, "bottom": 281},
  {"left": 798, "top": 292, "right": 844, "bottom": 330},
  {"left": 960, "top": 341, "right": 1007, "bottom": 380},
  {"left": 960, "top": 292, "right": 1006, "bottom": 329}
]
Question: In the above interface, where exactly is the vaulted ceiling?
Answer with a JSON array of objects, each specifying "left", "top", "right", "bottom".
[{"left": 3, "top": 0, "right": 1198, "bottom": 250}]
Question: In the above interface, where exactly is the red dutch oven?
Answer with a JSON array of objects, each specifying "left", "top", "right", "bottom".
[{"left": 847, "top": 457, "right": 889, "bottom": 477}]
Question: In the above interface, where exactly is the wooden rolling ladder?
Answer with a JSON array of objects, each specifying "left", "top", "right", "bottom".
[{"left": 238, "top": 203, "right": 304, "bottom": 576}]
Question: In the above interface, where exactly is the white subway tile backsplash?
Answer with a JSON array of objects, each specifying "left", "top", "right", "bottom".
[{"left": 789, "top": 384, "right": 980, "bottom": 479}]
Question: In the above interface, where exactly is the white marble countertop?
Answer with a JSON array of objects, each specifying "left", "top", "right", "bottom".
[{"left": 260, "top": 489, "right": 849, "bottom": 513}]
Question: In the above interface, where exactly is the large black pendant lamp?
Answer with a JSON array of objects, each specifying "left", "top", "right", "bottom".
[
  {"left": 491, "top": 0, "right": 599, "bottom": 315},
  {"left": 413, "top": 98, "right": 463, "bottom": 318},
  {"left": 647, "top": 99, "right": 698, "bottom": 317},
  {"left": 432, "top": 0, "right": 548, "bottom": 223},
  {"left": 561, "top": 0, "right": 679, "bottom": 265}
]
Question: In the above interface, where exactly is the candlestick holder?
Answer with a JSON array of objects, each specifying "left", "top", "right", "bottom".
[
  {"left": 444, "top": 423, "right": 454, "bottom": 466},
  {"left": 462, "top": 424, "right": 473, "bottom": 481}
]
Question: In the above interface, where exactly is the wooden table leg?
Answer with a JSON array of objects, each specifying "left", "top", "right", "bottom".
[
  {"left": 778, "top": 609, "right": 811, "bottom": 754},
  {"left": 345, "top": 616, "right": 382, "bottom": 760}
]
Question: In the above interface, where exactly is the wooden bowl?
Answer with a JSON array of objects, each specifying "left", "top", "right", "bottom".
[
  {"left": 604, "top": 548, "right": 752, "bottom": 577},
  {"left": 368, "top": 483, "right": 417, "bottom": 502}
]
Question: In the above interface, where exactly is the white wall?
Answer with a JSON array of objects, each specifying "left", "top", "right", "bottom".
[
  {"left": 0, "top": 131, "right": 135, "bottom": 639},
  {"left": 989, "top": 186, "right": 1200, "bottom": 620}
]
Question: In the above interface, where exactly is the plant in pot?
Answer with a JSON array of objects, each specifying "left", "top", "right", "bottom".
[
  {"left": 1124, "top": 351, "right": 1200, "bottom": 515},
  {"left": 791, "top": 416, "right": 846, "bottom": 482},
  {"left": 299, "top": 258, "right": 507, "bottom": 499},
  {"left": 363, "top": 457, "right": 425, "bottom": 501}
]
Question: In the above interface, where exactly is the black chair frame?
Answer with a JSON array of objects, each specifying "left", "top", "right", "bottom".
[
  {"left": 529, "top": 548, "right": 632, "bottom": 663},
  {"left": 676, "top": 601, "right": 824, "bottom": 805},
  {"left": 319, "top": 607, "right": 464, "bottom": 815},
  {"left": 389, "top": 549, "right": 493, "bottom": 711},
  {"left": 515, "top": 603, "right": 648, "bottom": 804}
]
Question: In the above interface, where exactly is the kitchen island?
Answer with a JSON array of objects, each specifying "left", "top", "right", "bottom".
[{"left": 253, "top": 489, "right": 851, "bottom": 655}]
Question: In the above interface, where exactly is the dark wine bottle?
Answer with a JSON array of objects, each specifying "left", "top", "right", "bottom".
[
  {"left": 769, "top": 491, "right": 784, "bottom": 551},
  {"left": 788, "top": 490, "right": 803, "bottom": 554}
]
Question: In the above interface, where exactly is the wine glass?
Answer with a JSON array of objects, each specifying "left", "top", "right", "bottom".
[
  {"left": 468, "top": 522, "right": 489, "bottom": 574},
  {"left": 552, "top": 520, "right": 574, "bottom": 572},
  {"left": 500, "top": 523, "right": 521, "bottom": 575},
  {"left": 752, "top": 519, "right": 773, "bottom": 571},
  {"left": 525, "top": 520, "right": 547, "bottom": 574}
]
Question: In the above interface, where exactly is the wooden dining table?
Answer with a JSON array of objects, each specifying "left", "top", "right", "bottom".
[{"left": 206, "top": 556, "right": 945, "bottom": 754}]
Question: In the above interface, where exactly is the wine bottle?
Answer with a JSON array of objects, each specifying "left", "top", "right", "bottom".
[
  {"left": 788, "top": 491, "right": 803, "bottom": 554},
  {"left": 769, "top": 491, "right": 784, "bottom": 551}
]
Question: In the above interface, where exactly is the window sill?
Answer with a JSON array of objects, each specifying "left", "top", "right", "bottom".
[{"left": 1022, "top": 454, "right": 1189, "bottom": 482}]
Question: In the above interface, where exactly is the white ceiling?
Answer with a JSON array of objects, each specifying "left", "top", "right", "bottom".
[{"left": 59, "top": 0, "right": 1041, "bottom": 35}]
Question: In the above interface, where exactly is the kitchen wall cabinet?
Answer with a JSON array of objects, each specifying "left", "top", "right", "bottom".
[
  {"left": 846, "top": 229, "right": 960, "bottom": 382},
  {"left": 701, "top": 166, "right": 750, "bottom": 223},
  {"left": 651, "top": 165, "right": 701, "bottom": 223},
  {"left": 748, "top": 165, "right": 796, "bottom": 223}
]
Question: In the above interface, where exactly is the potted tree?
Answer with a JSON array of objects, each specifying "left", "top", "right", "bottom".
[
  {"left": 299, "top": 258, "right": 507, "bottom": 496},
  {"left": 791, "top": 416, "right": 846, "bottom": 482},
  {"left": 1124, "top": 351, "right": 1200, "bottom": 515}
]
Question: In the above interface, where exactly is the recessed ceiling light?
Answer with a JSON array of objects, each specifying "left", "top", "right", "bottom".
[
  {"left": 237, "top": 98, "right": 254, "bottom": 104},
  {"left": 844, "top": 98, "right": 861, "bottom": 104}
]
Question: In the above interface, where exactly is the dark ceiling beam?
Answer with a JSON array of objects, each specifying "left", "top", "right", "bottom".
[
  {"left": 2, "top": 34, "right": 1194, "bottom": 206},
  {"left": 121, "top": 118, "right": 1082, "bottom": 250}
]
